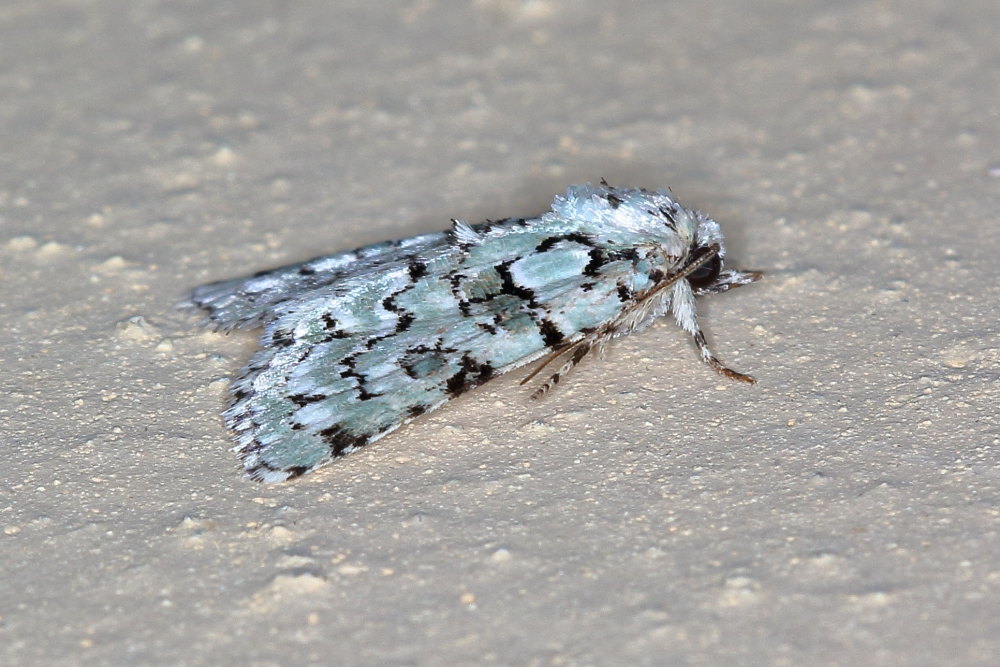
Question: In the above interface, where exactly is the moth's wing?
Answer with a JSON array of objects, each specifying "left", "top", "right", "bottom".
[
  {"left": 229, "top": 226, "right": 649, "bottom": 482},
  {"left": 182, "top": 231, "right": 448, "bottom": 330}
]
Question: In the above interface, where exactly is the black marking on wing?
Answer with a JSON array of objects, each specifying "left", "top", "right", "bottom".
[
  {"left": 319, "top": 425, "right": 370, "bottom": 457},
  {"left": 382, "top": 294, "right": 415, "bottom": 334},
  {"left": 494, "top": 259, "right": 578, "bottom": 347},
  {"left": 534, "top": 232, "right": 594, "bottom": 253},
  {"left": 445, "top": 354, "right": 496, "bottom": 397},
  {"left": 289, "top": 392, "right": 329, "bottom": 407},
  {"left": 496, "top": 260, "right": 540, "bottom": 307},
  {"left": 320, "top": 313, "right": 351, "bottom": 340},
  {"left": 338, "top": 353, "right": 383, "bottom": 401},
  {"left": 583, "top": 246, "right": 641, "bottom": 277},
  {"left": 270, "top": 328, "right": 296, "bottom": 348},
  {"left": 246, "top": 458, "right": 309, "bottom": 481},
  {"left": 399, "top": 343, "right": 435, "bottom": 380},
  {"left": 537, "top": 318, "right": 566, "bottom": 347},
  {"left": 583, "top": 248, "right": 606, "bottom": 277},
  {"left": 408, "top": 257, "right": 429, "bottom": 280}
]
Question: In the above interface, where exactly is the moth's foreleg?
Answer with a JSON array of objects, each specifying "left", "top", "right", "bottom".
[
  {"left": 672, "top": 280, "right": 755, "bottom": 384},
  {"left": 691, "top": 330, "right": 755, "bottom": 384}
]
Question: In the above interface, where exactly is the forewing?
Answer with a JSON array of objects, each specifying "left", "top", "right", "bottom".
[
  {"left": 229, "top": 226, "right": 649, "bottom": 481},
  {"left": 182, "top": 231, "right": 448, "bottom": 330}
]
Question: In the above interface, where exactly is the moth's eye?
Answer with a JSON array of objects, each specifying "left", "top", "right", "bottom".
[{"left": 688, "top": 254, "right": 721, "bottom": 289}]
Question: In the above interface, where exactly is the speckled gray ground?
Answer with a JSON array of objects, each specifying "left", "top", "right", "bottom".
[{"left": 2, "top": 1, "right": 998, "bottom": 665}]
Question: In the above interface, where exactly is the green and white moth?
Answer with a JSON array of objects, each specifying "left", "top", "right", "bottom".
[{"left": 184, "top": 182, "right": 761, "bottom": 482}]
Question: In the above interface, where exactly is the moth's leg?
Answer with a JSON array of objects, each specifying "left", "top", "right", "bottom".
[
  {"left": 518, "top": 341, "right": 573, "bottom": 387},
  {"left": 692, "top": 330, "right": 755, "bottom": 384},
  {"left": 672, "top": 280, "right": 755, "bottom": 384},
  {"left": 529, "top": 339, "right": 594, "bottom": 400}
]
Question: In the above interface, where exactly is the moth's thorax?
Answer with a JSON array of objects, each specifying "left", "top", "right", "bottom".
[{"left": 551, "top": 183, "right": 724, "bottom": 259}]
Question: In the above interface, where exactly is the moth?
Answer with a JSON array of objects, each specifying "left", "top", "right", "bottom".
[{"left": 184, "top": 182, "right": 761, "bottom": 482}]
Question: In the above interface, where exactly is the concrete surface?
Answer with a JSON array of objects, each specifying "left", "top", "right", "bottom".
[{"left": 1, "top": 1, "right": 998, "bottom": 664}]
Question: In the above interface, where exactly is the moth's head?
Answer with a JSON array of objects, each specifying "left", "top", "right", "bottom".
[{"left": 689, "top": 211, "right": 762, "bottom": 294}]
